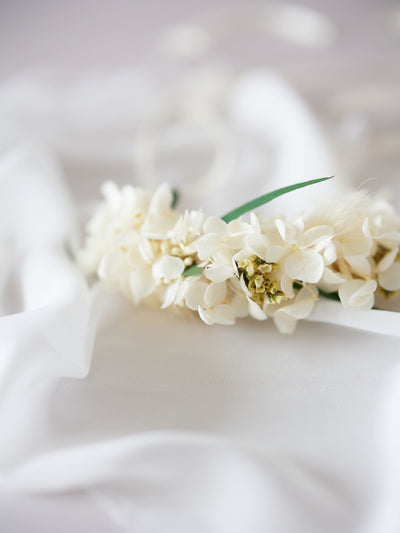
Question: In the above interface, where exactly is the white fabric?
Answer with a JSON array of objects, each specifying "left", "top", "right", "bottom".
[{"left": 1, "top": 72, "right": 400, "bottom": 533}]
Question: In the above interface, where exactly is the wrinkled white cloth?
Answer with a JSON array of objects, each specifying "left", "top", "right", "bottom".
[{"left": 1, "top": 72, "right": 400, "bottom": 533}]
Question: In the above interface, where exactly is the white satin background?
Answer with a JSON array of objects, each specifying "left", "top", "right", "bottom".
[{"left": 1, "top": 72, "right": 400, "bottom": 533}]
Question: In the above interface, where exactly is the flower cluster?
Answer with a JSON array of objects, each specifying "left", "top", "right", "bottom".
[{"left": 79, "top": 182, "right": 400, "bottom": 333}]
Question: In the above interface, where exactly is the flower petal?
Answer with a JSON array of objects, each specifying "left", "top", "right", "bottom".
[
  {"left": 129, "top": 269, "right": 155, "bottom": 303},
  {"left": 98, "top": 248, "right": 128, "bottom": 280},
  {"left": 321, "top": 267, "right": 345, "bottom": 286},
  {"left": 161, "top": 280, "right": 180, "bottom": 309},
  {"left": 378, "top": 262, "right": 400, "bottom": 291},
  {"left": 345, "top": 255, "right": 371, "bottom": 277},
  {"left": 338, "top": 279, "right": 377, "bottom": 310},
  {"left": 380, "top": 231, "right": 400, "bottom": 247},
  {"left": 209, "top": 304, "right": 236, "bottom": 325},
  {"left": 198, "top": 304, "right": 235, "bottom": 325},
  {"left": 264, "top": 245, "right": 284, "bottom": 263},
  {"left": 204, "top": 264, "right": 234, "bottom": 282},
  {"left": 272, "top": 286, "right": 317, "bottom": 333},
  {"left": 250, "top": 213, "right": 261, "bottom": 232},
  {"left": 114, "top": 230, "right": 138, "bottom": 247},
  {"left": 342, "top": 231, "right": 372, "bottom": 257},
  {"left": 153, "top": 255, "right": 184, "bottom": 280},
  {"left": 362, "top": 217, "right": 375, "bottom": 239},
  {"left": 198, "top": 306, "right": 215, "bottom": 325},
  {"left": 204, "top": 282, "right": 227, "bottom": 307},
  {"left": 230, "top": 293, "right": 249, "bottom": 318},
  {"left": 293, "top": 216, "right": 305, "bottom": 234},
  {"left": 101, "top": 181, "right": 122, "bottom": 209},
  {"left": 248, "top": 298, "right": 267, "bottom": 320},
  {"left": 226, "top": 233, "right": 247, "bottom": 249},
  {"left": 244, "top": 233, "right": 269, "bottom": 258},
  {"left": 185, "top": 280, "right": 208, "bottom": 310},
  {"left": 273, "top": 311, "right": 297, "bottom": 334},
  {"left": 377, "top": 248, "right": 398, "bottom": 273},
  {"left": 275, "top": 219, "right": 286, "bottom": 240},
  {"left": 196, "top": 234, "right": 221, "bottom": 260},
  {"left": 286, "top": 286, "right": 318, "bottom": 319},
  {"left": 280, "top": 273, "right": 295, "bottom": 299},
  {"left": 239, "top": 273, "right": 252, "bottom": 297},
  {"left": 322, "top": 242, "right": 337, "bottom": 265},
  {"left": 204, "top": 216, "right": 227, "bottom": 235},
  {"left": 149, "top": 183, "right": 173, "bottom": 214},
  {"left": 138, "top": 235, "right": 154, "bottom": 263},
  {"left": 297, "top": 225, "right": 333, "bottom": 248},
  {"left": 284, "top": 249, "right": 324, "bottom": 283}
]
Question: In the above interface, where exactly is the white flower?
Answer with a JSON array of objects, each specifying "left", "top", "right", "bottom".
[
  {"left": 270, "top": 286, "right": 318, "bottom": 334},
  {"left": 308, "top": 192, "right": 400, "bottom": 295},
  {"left": 195, "top": 216, "right": 251, "bottom": 282},
  {"left": 198, "top": 304, "right": 236, "bottom": 326},
  {"left": 78, "top": 181, "right": 153, "bottom": 273},
  {"left": 362, "top": 204, "right": 400, "bottom": 249},
  {"left": 234, "top": 252, "right": 289, "bottom": 320},
  {"left": 335, "top": 228, "right": 373, "bottom": 278},
  {"left": 284, "top": 249, "right": 324, "bottom": 283},
  {"left": 170, "top": 210, "right": 205, "bottom": 247},
  {"left": 98, "top": 244, "right": 157, "bottom": 304},
  {"left": 318, "top": 268, "right": 346, "bottom": 293},
  {"left": 373, "top": 246, "right": 400, "bottom": 292},
  {"left": 338, "top": 279, "right": 377, "bottom": 310},
  {"left": 198, "top": 282, "right": 236, "bottom": 326},
  {"left": 185, "top": 278, "right": 235, "bottom": 325},
  {"left": 98, "top": 248, "right": 129, "bottom": 282},
  {"left": 257, "top": 214, "right": 332, "bottom": 286},
  {"left": 184, "top": 279, "right": 209, "bottom": 311},
  {"left": 276, "top": 218, "right": 332, "bottom": 284},
  {"left": 378, "top": 261, "right": 400, "bottom": 292},
  {"left": 240, "top": 213, "right": 285, "bottom": 263},
  {"left": 129, "top": 267, "right": 157, "bottom": 303},
  {"left": 140, "top": 183, "right": 179, "bottom": 238},
  {"left": 153, "top": 255, "right": 185, "bottom": 280},
  {"left": 160, "top": 277, "right": 190, "bottom": 309},
  {"left": 184, "top": 278, "right": 249, "bottom": 325},
  {"left": 79, "top": 181, "right": 400, "bottom": 334}
]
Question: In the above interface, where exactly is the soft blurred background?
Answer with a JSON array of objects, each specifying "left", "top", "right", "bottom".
[
  {"left": 0, "top": 0, "right": 399, "bottom": 209},
  {"left": 1, "top": 3, "right": 400, "bottom": 532}
]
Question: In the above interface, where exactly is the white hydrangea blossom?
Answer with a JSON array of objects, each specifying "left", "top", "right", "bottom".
[{"left": 79, "top": 183, "right": 400, "bottom": 333}]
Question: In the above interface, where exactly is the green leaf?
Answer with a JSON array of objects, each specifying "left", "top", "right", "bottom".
[
  {"left": 318, "top": 288, "right": 341, "bottom": 302},
  {"left": 221, "top": 176, "right": 333, "bottom": 223},
  {"left": 171, "top": 189, "right": 180, "bottom": 209},
  {"left": 182, "top": 264, "right": 204, "bottom": 277},
  {"left": 182, "top": 176, "right": 333, "bottom": 277}
]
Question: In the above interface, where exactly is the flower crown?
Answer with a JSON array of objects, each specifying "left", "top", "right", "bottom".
[{"left": 79, "top": 177, "right": 400, "bottom": 333}]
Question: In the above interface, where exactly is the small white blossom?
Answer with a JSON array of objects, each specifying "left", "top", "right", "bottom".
[
  {"left": 378, "top": 262, "right": 400, "bottom": 292},
  {"left": 271, "top": 286, "right": 318, "bottom": 334},
  {"left": 338, "top": 279, "right": 377, "bottom": 310},
  {"left": 195, "top": 216, "right": 251, "bottom": 282},
  {"left": 198, "top": 304, "right": 236, "bottom": 326},
  {"left": 275, "top": 217, "right": 332, "bottom": 284},
  {"left": 79, "top": 182, "right": 400, "bottom": 334},
  {"left": 153, "top": 255, "right": 185, "bottom": 280}
]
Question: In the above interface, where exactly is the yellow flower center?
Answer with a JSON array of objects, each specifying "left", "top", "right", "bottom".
[{"left": 237, "top": 255, "right": 287, "bottom": 307}]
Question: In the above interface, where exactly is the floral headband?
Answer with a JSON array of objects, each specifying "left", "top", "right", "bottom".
[{"left": 79, "top": 177, "right": 400, "bottom": 334}]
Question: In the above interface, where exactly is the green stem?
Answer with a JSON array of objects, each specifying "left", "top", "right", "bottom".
[
  {"left": 183, "top": 176, "right": 333, "bottom": 277},
  {"left": 221, "top": 176, "right": 333, "bottom": 223}
]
